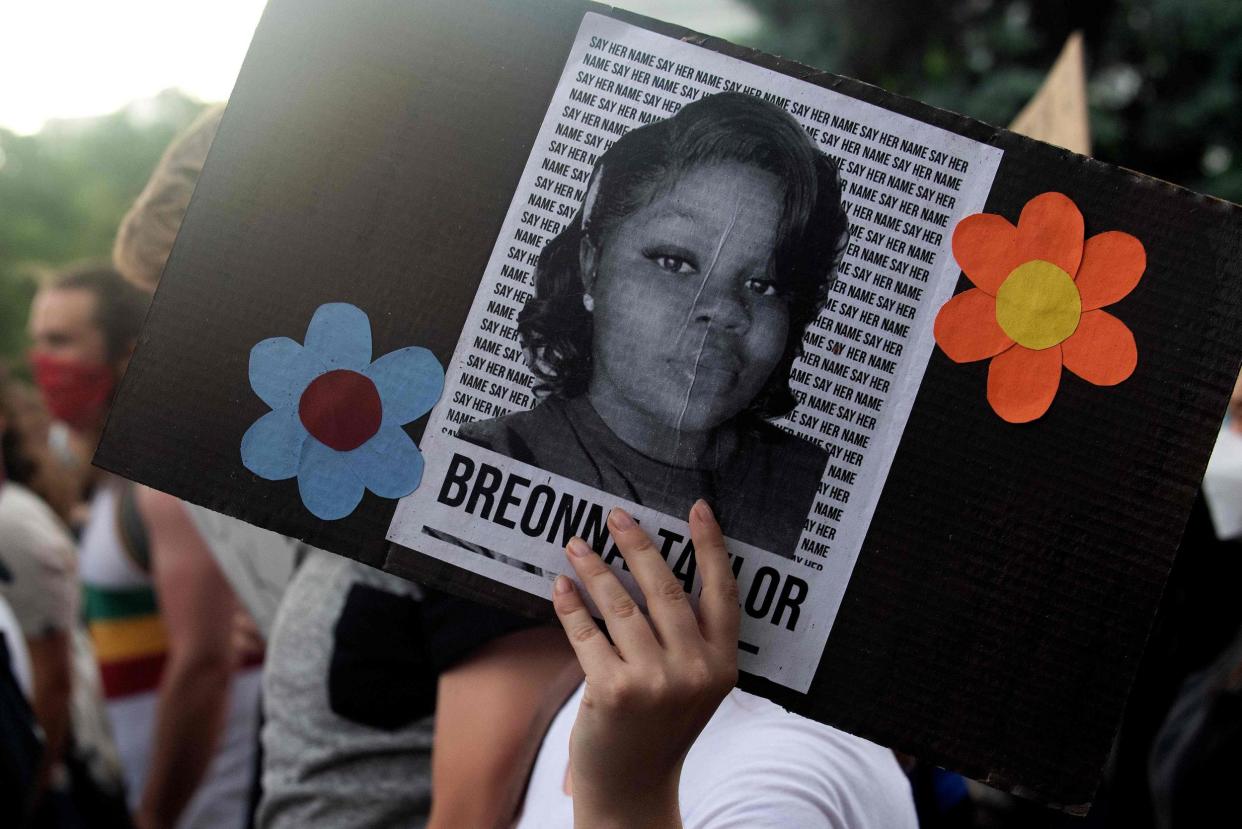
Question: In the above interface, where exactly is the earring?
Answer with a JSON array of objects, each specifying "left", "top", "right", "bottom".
[{"left": 582, "top": 293, "right": 595, "bottom": 312}]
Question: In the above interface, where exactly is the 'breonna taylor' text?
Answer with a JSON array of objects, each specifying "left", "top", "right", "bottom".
[{"left": 437, "top": 453, "right": 809, "bottom": 631}]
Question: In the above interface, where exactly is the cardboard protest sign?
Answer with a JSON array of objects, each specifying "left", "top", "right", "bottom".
[
  {"left": 96, "top": 0, "right": 1242, "bottom": 810},
  {"left": 1009, "top": 32, "right": 1091, "bottom": 156}
]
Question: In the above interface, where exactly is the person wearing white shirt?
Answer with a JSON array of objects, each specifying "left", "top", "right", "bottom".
[{"left": 504, "top": 502, "right": 917, "bottom": 829}]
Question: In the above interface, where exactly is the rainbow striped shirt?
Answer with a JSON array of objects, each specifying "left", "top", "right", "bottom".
[{"left": 79, "top": 482, "right": 168, "bottom": 701}]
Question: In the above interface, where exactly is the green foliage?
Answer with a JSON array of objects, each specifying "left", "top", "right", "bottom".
[
  {"left": 0, "top": 90, "right": 206, "bottom": 369},
  {"left": 737, "top": 0, "right": 1242, "bottom": 202}
]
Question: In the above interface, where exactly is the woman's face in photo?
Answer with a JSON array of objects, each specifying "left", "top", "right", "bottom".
[{"left": 585, "top": 161, "right": 790, "bottom": 438}]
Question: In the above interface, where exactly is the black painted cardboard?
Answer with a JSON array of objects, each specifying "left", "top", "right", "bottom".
[{"left": 95, "top": 0, "right": 1242, "bottom": 809}]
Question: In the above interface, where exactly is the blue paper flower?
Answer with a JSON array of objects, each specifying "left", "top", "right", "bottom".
[{"left": 241, "top": 302, "right": 444, "bottom": 520}]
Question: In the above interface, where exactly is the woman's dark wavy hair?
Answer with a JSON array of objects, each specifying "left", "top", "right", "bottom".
[{"left": 518, "top": 91, "right": 848, "bottom": 423}]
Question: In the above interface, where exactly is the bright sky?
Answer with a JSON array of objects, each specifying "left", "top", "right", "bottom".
[{"left": 0, "top": 0, "right": 760, "bottom": 135}]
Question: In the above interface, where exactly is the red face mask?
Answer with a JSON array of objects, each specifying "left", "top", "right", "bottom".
[{"left": 29, "top": 352, "right": 116, "bottom": 431}]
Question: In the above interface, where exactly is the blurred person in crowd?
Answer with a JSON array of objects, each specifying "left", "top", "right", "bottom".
[
  {"left": 259, "top": 550, "right": 561, "bottom": 828},
  {"left": 1, "top": 368, "right": 129, "bottom": 826},
  {"left": 28, "top": 264, "right": 261, "bottom": 829},
  {"left": 1, "top": 377, "right": 85, "bottom": 529},
  {"left": 0, "top": 588, "right": 43, "bottom": 819},
  {"left": 113, "top": 107, "right": 221, "bottom": 295}
]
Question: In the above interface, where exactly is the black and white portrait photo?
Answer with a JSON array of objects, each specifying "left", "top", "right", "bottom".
[{"left": 460, "top": 91, "right": 847, "bottom": 556}]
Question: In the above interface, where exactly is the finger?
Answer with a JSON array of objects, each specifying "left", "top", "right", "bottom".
[
  {"left": 565, "top": 536, "right": 661, "bottom": 660},
  {"left": 689, "top": 500, "right": 741, "bottom": 648},
  {"left": 607, "top": 508, "right": 701, "bottom": 648},
  {"left": 551, "top": 574, "right": 619, "bottom": 677}
]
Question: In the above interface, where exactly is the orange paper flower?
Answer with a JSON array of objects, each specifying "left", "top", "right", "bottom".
[{"left": 933, "top": 192, "right": 1144, "bottom": 423}]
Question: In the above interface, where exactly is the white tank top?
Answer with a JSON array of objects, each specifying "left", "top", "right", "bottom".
[{"left": 79, "top": 478, "right": 261, "bottom": 829}]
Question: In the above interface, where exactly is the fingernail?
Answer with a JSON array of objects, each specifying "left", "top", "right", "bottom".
[
  {"left": 609, "top": 508, "right": 636, "bottom": 531},
  {"left": 693, "top": 499, "right": 714, "bottom": 523},
  {"left": 554, "top": 575, "right": 574, "bottom": 594},
  {"left": 567, "top": 537, "right": 592, "bottom": 558}
]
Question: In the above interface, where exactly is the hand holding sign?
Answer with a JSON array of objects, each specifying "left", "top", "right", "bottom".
[{"left": 552, "top": 501, "right": 739, "bottom": 828}]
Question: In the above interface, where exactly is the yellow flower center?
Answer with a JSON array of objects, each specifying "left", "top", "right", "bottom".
[{"left": 995, "top": 260, "right": 1082, "bottom": 350}]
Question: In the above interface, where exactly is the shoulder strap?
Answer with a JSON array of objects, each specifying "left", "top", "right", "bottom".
[{"left": 115, "top": 484, "right": 152, "bottom": 574}]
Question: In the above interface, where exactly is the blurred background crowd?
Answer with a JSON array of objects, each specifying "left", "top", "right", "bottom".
[{"left": 1, "top": 1, "right": 1240, "bottom": 827}]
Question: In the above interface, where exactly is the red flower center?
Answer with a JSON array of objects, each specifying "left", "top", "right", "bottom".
[{"left": 298, "top": 370, "right": 383, "bottom": 451}]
